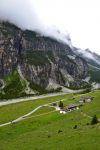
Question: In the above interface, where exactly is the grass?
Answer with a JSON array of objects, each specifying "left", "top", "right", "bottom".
[
  {"left": 80, "top": 90, "right": 100, "bottom": 118},
  {"left": 0, "top": 94, "right": 71, "bottom": 124},
  {"left": 31, "top": 106, "right": 55, "bottom": 116},
  {"left": 0, "top": 90, "right": 100, "bottom": 150}
]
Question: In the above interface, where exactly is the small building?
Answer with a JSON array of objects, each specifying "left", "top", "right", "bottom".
[
  {"left": 55, "top": 106, "right": 61, "bottom": 111},
  {"left": 60, "top": 108, "right": 71, "bottom": 114},
  {"left": 68, "top": 104, "right": 81, "bottom": 110},
  {"left": 80, "top": 96, "right": 94, "bottom": 103},
  {"left": 59, "top": 103, "right": 81, "bottom": 114}
]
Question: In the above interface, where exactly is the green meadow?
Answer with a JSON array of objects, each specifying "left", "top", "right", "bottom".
[
  {"left": 0, "top": 94, "right": 72, "bottom": 124},
  {"left": 0, "top": 90, "right": 100, "bottom": 150}
]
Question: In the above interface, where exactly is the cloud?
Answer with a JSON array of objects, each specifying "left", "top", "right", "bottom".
[
  {"left": 0, "top": 0, "right": 72, "bottom": 47},
  {"left": 0, "top": 0, "right": 100, "bottom": 54},
  {"left": 77, "top": 48, "right": 100, "bottom": 65},
  {"left": 0, "top": 0, "right": 41, "bottom": 30}
]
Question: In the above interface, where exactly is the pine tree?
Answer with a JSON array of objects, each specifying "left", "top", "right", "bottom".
[
  {"left": 91, "top": 115, "right": 98, "bottom": 125},
  {"left": 59, "top": 101, "right": 63, "bottom": 108}
]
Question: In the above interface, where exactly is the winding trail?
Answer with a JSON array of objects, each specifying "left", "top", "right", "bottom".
[
  {"left": 0, "top": 105, "right": 43, "bottom": 127},
  {"left": 0, "top": 88, "right": 85, "bottom": 107},
  {"left": 0, "top": 98, "right": 66, "bottom": 128},
  {"left": 0, "top": 91, "right": 86, "bottom": 128}
]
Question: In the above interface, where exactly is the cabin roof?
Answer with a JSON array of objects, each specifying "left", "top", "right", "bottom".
[
  {"left": 68, "top": 104, "right": 80, "bottom": 109},
  {"left": 80, "top": 96, "right": 94, "bottom": 101}
]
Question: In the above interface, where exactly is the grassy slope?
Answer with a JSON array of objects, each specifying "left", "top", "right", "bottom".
[
  {"left": 0, "top": 90, "right": 100, "bottom": 150},
  {"left": 32, "top": 106, "right": 55, "bottom": 116},
  {"left": 0, "top": 94, "right": 71, "bottom": 124}
]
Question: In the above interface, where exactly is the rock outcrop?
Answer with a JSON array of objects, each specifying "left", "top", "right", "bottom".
[{"left": 0, "top": 22, "right": 89, "bottom": 98}]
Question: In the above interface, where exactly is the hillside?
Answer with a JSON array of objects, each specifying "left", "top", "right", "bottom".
[
  {"left": 0, "top": 90, "right": 100, "bottom": 150},
  {"left": 0, "top": 22, "right": 90, "bottom": 99},
  {"left": 73, "top": 48, "right": 100, "bottom": 86}
]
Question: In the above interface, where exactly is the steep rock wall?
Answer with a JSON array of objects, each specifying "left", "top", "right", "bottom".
[{"left": 0, "top": 22, "right": 88, "bottom": 91}]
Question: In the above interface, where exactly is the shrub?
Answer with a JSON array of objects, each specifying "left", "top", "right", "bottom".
[
  {"left": 73, "top": 125, "right": 77, "bottom": 129},
  {"left": 48, "top": 135, "right": 51, "bottom": 138},
  {"left": 58, "top": 130, "right": 62, "bottom": 133},
  {"left": 91, "top": 115, "right": 99, "bottom": 125},
  {"left": 59, "top": 101, "right": 63, "bottom": 108}
]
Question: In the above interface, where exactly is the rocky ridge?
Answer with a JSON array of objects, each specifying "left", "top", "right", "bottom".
[{"left": 0, "top": 22, "right": 89, "bottom": 99}]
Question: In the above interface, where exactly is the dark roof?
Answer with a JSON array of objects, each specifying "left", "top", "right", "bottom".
[
  {"left": 68, "top": 104, "right": 80, "bottom": 109},
  {"left": 60, "top": 108, "right": 70, "bottom": 112},
  {"left": 80, "top": 96, "right": 94, "bottom": 101}
]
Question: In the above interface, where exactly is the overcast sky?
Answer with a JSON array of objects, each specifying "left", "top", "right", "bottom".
[{"left": 0, "top": 0, "right": 100, "bottom": 54}]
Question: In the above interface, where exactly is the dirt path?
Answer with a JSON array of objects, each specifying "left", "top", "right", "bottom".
[
  {"left": 23, "top": 110, "right": 57, "bottom": 120},
  {"left": 0, "top": 98, "right": 67, "bottom": 128},
  {"left": 0, "top": 92, "right": 67, "bottom": 107},
  {"left": 0, "top": 88, "right": 85, "bottom": 107},
  {"left": 0, "top": 94, "right": 87, "bottom": 128},
  {"left": 0, "top": 105, "right": 43, "bottom": 127}
]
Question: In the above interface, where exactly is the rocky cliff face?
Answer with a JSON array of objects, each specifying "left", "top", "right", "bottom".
[
  {"left": 73, "top": 48, "right": 100, "bottom": 84},
  {"left": 0, "top": 22, "right": 89, "bottom": 98}
]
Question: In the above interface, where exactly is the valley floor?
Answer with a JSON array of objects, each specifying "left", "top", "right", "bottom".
[
  {"left": 0, "top": 88, "right": 84, "bottom": 106},
  {"left": 0, "top": 90, "right": 100, "bottom": 150}
]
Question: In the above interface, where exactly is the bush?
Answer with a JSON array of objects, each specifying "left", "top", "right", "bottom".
[
  {"left": 86, "top": 123, "right": 89, "bottom": 126},
  {"left": 73, "top": 125, "right": 77, "bottom": 129},
  {"left": 48, "top": 135, "right": 51, "bottom": 138},
  {"left": 58, "top": 130, "right": 62, "bottom": 133},
  {"left": 91, "top": 115, "right": 99, "bottom": 125},
  {"left": 59, "top": 101, "right": 63, "bottom": 108}
]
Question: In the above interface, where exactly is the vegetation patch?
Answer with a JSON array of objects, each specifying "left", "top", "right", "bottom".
[
  {"left": 0, "top": 21, "right": 20, "bottom": 36},
  {"left": 0, "top": 94, "right": 69, "bottom": 124},
  {"left": 89, "top": 65, "right": 100, "bottom": 82},
  {"left": 0, "top": 90, "right": 100, "bottom": 150},
  {"left": 26, "top": 50, "right": 55, "bottom": 65},
  {"left": 0, "top": 71, "right": 27, "bottom": 100},
  {"left": 29, "top": 81, "right": 62, "bottom": 95}
]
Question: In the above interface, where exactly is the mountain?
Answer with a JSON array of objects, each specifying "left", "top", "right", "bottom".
[
  {"left": 73, "top": 48, "right": 100, "bottom": 87},
  {"left": 0, "top": 21, "right": 94, "bottom": 99}
]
